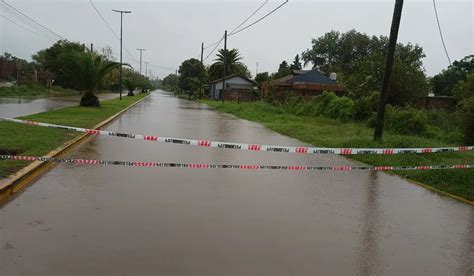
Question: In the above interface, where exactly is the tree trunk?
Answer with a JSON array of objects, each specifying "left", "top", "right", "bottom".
[{"left": 80, "top": 90, "right": 100, "bottom": 107}]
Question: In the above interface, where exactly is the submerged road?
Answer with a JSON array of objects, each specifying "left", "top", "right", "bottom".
[
  {"left": 0, "top": 92, "right": 119, "bottom": 118},
  {"left": 1, "top": 91, "right": 473, "bottom": 275}
]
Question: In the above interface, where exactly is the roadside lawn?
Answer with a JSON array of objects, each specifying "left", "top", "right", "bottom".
[
  {"left": 202, "top": 100, "right": 474, "bottom": 202},
  {"left": 0, "top": 93, "right": 149, "bottom": 178}
]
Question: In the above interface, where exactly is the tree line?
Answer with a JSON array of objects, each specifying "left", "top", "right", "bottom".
[
  {"left": 160, "top": 29, "right": 473, "bottom": 143},
  {"left": 1, "top": 39, "right": 155, "bottom": 106}
]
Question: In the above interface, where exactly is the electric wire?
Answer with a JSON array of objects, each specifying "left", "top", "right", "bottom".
[
  {"left": 89, "top": 0, "right": 120, "bottom": 40},
  {"left": 229, "top": 0, "right": 288, "bottom": 36},
  {"left": 203, "top": 0, "right": 286, "bottom": 62},
  {"left": 432, "top": 0, "right": 451, "bottom": 65},
  {"left": 0, "top": 14, "right": 55, "bottom": 42},
  {"left": 229, "top": 0, "right": 268, "bottom": 35},
  {"left": 1, "top": 0, "right": 64, "bottom": 40}
]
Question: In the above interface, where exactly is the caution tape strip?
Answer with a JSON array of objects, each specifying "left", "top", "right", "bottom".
[
  {"left": 1, "top": 155, "right": 472, "bottom": 172},
  {"left": 2, "top": 117, "right": 473, "bottom": 155}
]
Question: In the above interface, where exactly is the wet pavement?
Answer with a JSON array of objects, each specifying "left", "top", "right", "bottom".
[
  {"left": 0, "top": 91, "right": 473, "bottom": 275},
  {"left": 0, "top": 93, "right": 119, "bottom": 118}
]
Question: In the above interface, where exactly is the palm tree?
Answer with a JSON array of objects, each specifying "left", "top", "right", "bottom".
[
  {"left": 59, "top": 51, "right": 123, "bottom": 106},
  {"left": 123, "top": 77, "right": 137, "bottom": 96},
  {"left": 208, "top": 48, "right": 249, "bottom": 80}
]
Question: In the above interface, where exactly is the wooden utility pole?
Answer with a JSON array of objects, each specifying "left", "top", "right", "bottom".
[
  {"left": 200, "top": 42, "right": 204, "bottom": 65},
  {"left": 373, "top": 0, "right": 404, "bottom": 141},
  {"left": 222, "top": 30, "right": 227, "bottom": 100}
]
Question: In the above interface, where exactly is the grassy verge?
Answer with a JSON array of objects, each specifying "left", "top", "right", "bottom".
[
  {"left": 0, "top": 93, "right": 149, "bottom": 178},
  {"left": 202, "top": 100, "right": 474, "bottom": 202}
]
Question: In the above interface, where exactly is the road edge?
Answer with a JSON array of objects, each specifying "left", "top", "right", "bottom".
[
  {"left": 199, "top": 100, "right": 474, "bottom": 207},
  {"left": 0, "top": 93, "right": 150, "bottom": 206}
]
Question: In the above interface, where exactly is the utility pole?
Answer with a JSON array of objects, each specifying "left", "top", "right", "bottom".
[
  {"left": 222, "top": 30, "right": 227, "bottom": 100},
  {"left": 112, "top": 9, "right": 132, "bottom": 100},
  {"left": 200, "top": 42, "right": 204, "bottom": 65},
  {"left": 256, "top": 61, "right": 259, "bottom": 77},
  {"left": 373, "top": 0, "right": 404, "bottom": 141},
  {"left": 90, "top": 43, "right": 93, "bottom": 52},
  {"left": 137, "top": 48, "right": 146, "bottom": 75},
  {"left": 144, "top": 62, "right": 149, "bottom": 78}
]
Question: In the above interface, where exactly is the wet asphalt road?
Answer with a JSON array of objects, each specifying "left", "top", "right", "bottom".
[{"left": 1, "top": 91, "right": 473, "bottom": 275}]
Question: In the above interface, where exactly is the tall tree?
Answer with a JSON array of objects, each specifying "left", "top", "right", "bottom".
[
  {"left": 162, "top": 73, "right": 179, "bottom": 91},
  {"left": 272, "top": 60, "right": 292, "bottom": 79},
  {"left": 35, "top": 39, "right": 84, "bottom": 88},
  {"left": 302, "top": 30, "right": 428, "bottom": 105},
  {"left": 290, "top": 54, "right": 302, "bottom": 70},
  {"left": 208, "top": 48, "right": 248, "bottom": 80},
  {"left": 431, "top": 55, "right": 474, "bottom": 96}
]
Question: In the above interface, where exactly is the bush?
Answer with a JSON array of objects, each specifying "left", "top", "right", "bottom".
[
  {"left": 313, "top": 91, "right": 338, "bottom": 115},
  {"left": 456, "top": 96, "right": 474, "bottom": 144},
  {"left": 384, "top": 106, "right": 429, "bottom": 135},
  {"left": 352, "top": 91, "right": 379, "bottom": 121},
  {"left": 323, "top": 96, "right": 354, "bottom": 122}
]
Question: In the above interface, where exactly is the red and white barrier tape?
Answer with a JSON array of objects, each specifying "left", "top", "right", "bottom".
[
  {"left": 2, "top": 117, "right": 473, "bottom": 155},
  {"left": 1, "top": 155, "right": 472, "bottom": 172}
]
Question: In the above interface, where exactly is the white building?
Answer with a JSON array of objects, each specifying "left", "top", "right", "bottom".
[{"left": 209, "top": 74, "right": 257, "bottom": 100}]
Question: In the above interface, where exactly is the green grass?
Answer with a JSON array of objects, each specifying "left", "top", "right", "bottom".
[
  {"left": 0, "top": 93, "right": 148, "bottom": 178},
  {"left": 202, "top": 100, "right": 474, "bottom": 202},
  {"left": 0, "top": 84, "right": 77, "bottom": 97}
]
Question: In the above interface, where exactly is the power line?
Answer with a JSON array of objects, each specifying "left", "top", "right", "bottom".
[
  {"left": 1, "top": 0, "right": 64, "bottom": 40},
  {"left": 432, "top": 0, "right": 451, "bottom": 66},
  {"left": 203, "top": 0, "right": 285, "bottom": 62},
  {"left": 0, "top": 14, "right": 55, "bottom": 42},
  {"left": 203, "top": 0, "right": 268, "bottom": 51},
  {"left": 229, "top": 0, "right": 288, "bottom": 36},
  {"left": 0, "top": 4, "right": 58, "bottom": 41},
  {"left": 229, "top": 0, "right": 268, "bottom": 34},
  {"left": 203, "top": 34, "right": 225, "bottom": 61},
  {"left": 89, "top": 0, "right": 120, "bottom": 40}
]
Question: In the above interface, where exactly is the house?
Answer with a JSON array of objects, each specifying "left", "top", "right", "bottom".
[
  {"left": 263, "top": 70, "right": 346, "bottom": 99},
  {"left": 209, "top": 74, "right": 257, "bottom": 100}
]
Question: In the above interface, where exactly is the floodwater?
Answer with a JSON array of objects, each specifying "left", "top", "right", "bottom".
[
  {"left": 0, "top": 93, "right": 119, "bottom": 118},
  {"left": 1, "top": 91, "right": 473, "bottom": 275}
]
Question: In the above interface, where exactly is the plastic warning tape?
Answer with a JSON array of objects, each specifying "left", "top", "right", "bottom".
[
  {"left": 2, "top": 117, "right": 473, "bottom": 155},
  {"left": 1, "top": 155, "right": 472, "bottom": 172}
]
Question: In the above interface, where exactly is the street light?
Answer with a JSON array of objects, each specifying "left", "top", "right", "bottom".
[
  {"left": 112, "top": 9, "right": 132, "bottom": 100},
  {"left": 136, "top": 48, "right": 146, "bottom": 76}
]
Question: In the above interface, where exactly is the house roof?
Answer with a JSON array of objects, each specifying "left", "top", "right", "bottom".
[
  {"left": 209, "top": 74, "right": 257, "bottom": 85},
  {"left": 279, "top": 70, "right": 336, "bottom": 85}
]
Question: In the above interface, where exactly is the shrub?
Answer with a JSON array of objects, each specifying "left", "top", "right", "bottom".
[
  {"left": 384, "top": 106, "right": 429, "bottom": 135},
  {"left": 323, "top": 96, "right": 354, "bottom": 121},
  {"left": 352, "top": 91, "right": 379, "bottom": 121},
  {"left": 456, "top": 96, "right": 474, "bottom": 144},
  {"left": 313, "top": 91, "right": 338, "bottom": 115}
]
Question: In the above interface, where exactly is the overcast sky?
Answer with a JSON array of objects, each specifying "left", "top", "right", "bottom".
[{"left": 0, "top": 0, "right": 472, "bottom": 79}]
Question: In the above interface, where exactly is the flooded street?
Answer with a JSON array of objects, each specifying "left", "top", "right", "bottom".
[
  {"left": 0, "top": 93, "right": 119, "bottom": 118},
  {"left": 1, "top": 91, "right": 473, "bottom": 275}
]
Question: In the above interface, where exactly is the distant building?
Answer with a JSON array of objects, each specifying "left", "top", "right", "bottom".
[
  {"left": 209, "top": 74, "right": 257, "bottom": 100},
  {"left": 263, "top": 70, "right": 346, "bottom": 99}
]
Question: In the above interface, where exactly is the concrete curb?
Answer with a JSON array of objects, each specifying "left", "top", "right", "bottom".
[
  {"left": 0, "top": 93, "right": 150, "bottom": 206},
  {"left": 405, "top": 178, "right": 474, "bottom": 206}
]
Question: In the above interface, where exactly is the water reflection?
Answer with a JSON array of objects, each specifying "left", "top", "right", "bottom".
[
  {"left": 0, "top": 93, "right": 118, "bottom": 118},
  {"left": 458, "top": 208, "right": 474, "bottom": 274},
  {"left": 355, "top": 171, "right": 382, "bottom": 275}
]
